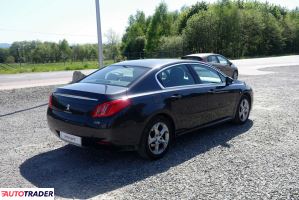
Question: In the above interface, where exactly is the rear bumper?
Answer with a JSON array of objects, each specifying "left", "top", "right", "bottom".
[{"left": 47, "top": 112, "right": 144, "bottom": 147}]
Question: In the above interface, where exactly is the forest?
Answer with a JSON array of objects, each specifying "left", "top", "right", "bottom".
[{"left": 0, "top": 0, "right": 299, "bottom": 64}]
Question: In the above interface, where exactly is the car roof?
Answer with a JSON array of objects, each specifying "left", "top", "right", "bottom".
[
  {"left": 111, "top": 59, "right": 198, "bottom": 69},
  {"left": 183, "top": 53, "right": 216, "bottom": 58}
]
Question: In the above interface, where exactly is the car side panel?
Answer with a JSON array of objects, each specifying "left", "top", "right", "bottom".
[
  {"left": 159, "top": 87, "right": 211, "bottom": 131},
  {"left": 225, "top": 66, "right": 235, "bottom": 78},
  {"left": 208, "top": 84, "right": 241, "bottom": 121},
  {"left": 210, "top": 63, "right": 226, "bottom": 76}
]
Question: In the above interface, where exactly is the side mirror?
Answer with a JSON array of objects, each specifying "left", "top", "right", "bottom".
[{"left": 225, "top": 76, "right": 233, "bottom": 85}]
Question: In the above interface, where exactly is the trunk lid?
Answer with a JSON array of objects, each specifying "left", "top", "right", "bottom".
[{"left": 51, "top": 83, "right": 127, "bottom": 124}]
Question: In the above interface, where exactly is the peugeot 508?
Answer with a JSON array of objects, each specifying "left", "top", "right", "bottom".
[{"left": 47, "top": 59, "right": 253, "bottom": 159}]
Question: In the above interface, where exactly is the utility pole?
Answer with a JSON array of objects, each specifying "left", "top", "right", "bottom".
[{"left": 95, "top": 0, "right": 104, "bottom": 68}]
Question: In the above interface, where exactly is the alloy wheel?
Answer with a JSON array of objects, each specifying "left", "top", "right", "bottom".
[
  {"left": 148, "top": 122, "right": 170, "bottom": 155},
  {"left": 239, "top": 98, "right": 250, "bottom": 122},
  {"left": 233, "top": 71, "right": 238, "bottom": 80}
]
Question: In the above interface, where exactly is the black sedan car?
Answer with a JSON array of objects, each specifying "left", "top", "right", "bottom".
[{"left": 47, "top": 59, "right": 253, "bottom": 159}]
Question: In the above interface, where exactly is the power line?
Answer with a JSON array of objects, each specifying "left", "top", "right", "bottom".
[{"left": 0, "top": 27, "right": 97, "bottom": 38}]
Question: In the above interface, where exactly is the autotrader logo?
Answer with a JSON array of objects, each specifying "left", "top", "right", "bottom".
[{"left": 0, "top": 188, "right": 54, "bottom": 199}]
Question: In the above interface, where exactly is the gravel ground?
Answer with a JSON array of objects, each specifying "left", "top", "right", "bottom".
[{"left": 0, "top": 66, "right": 299, "bottom": 200}]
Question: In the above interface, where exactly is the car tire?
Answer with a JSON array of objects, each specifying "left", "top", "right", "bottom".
[
  {"left": 232, "top": 71, "right": 238, "bottom": 80},
  {"left": 233, "top": 96, "right": 251, "bottom": 124},
  {"left": 138, "top": 116, "right": 173, "bottom": 160}
]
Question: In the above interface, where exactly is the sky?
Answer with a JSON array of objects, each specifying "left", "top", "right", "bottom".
[{"left": 0, "top": 0, "right": 298, "bottom": 44}]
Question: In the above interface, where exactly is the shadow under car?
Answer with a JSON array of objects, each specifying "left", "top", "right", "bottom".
[{"left": 20, "top": 120, "right": 253, "bottom": 199}]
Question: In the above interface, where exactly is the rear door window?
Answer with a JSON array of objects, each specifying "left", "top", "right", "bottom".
[
  {"left": 217, "top": 56, "right": 229, "bottom": 65},
  {"left": 157, "top": 65, "right": 195, "bottom": 87},
  {"left": 207, "top": 56, "right": 219, "bottom": 63}
]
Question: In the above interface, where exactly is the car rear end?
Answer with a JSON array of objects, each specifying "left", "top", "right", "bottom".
[
  {"left": 47, "top": 84, "right": 138, "bottom": 147},
  {"left": 47, "top": 64, "right": 150, "bottom": 149}
]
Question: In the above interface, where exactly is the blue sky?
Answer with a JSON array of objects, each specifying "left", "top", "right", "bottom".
[{"left": 0, "top": 0, "right": 298, "bottom": 44}]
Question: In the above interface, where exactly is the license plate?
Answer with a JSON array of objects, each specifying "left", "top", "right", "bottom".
[{"left": 60, "top": 131, "right": 82, "bottom": 146}]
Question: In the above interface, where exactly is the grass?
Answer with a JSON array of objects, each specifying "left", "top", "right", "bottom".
[{"left": 0, "top": 60, "right": 115, "bottom": 74}]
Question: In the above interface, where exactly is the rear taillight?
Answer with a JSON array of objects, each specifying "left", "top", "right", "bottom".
[
  {"left": 48, "top": 94, "right": 53, "bottom": 108},
  {"left": 91, "top": 99, "right": 131, "bottom": 118}
]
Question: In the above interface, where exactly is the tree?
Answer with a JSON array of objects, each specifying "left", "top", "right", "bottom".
[
  {"left": 261, "top": 13, "right": 284, "bottom": 55},
  {"left": 0, "top": 48, "right": 9, "bottom": 63},
  {"left": 122, "top": 11, "right": 148, "bottom": 57},
  {"left": 9, "top": 42, "right": 22, "bottom": 63},
  {"left": 58, "top": 39, "right": 72, "bottom": 64},
  {"left": 183, "top": 10, "right": 218, "bottom": 53},
  {"left": 105, "top": 29, "right": 121, "bottom": 61},
  {"left": 280, "top": 14, "right": 296, "bottom": 53},
  {"left": 158, "top": 36, "right": 185, "bottom": 57},
  {"left": 5, "top": 56, "right": 15, "bottom": 63},
  {"left": 120, "top": 0, "right": 299, "bottom": 58},
  {"left": 146, "top": 2, "right": 175, "bottom": 52},
  {"left": 177, "top": 1, "right": 208, "bottom": 34},
  {"left": 1, "top": 0, "right": 299, "bottom": 65},
  {"left": 49, "top": 42, "right": 60, "bottom": 62},
  {"left": 239, "top": 9, "right": 264, "bottom": 56}
]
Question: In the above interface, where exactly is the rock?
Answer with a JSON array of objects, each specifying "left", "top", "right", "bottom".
[{"left": 71, "top": 71, "right": 86, "bottom": 83}]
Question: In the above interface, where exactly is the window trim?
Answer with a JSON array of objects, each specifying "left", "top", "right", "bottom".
[{"left": 155, "top": 62, "right": 226, "bottom": 89}]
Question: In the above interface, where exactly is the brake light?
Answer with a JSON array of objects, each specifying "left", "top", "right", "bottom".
[
  {"left": 48, "top": 94, "right": 53, "bottom": 108},
  {"left": 91, "top": 99, "right": 131, "bottom": 118}
]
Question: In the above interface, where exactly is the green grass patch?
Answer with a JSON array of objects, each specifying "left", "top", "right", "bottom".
[{"left": 0, "top": 60, "right": 115, "bottom": 74}]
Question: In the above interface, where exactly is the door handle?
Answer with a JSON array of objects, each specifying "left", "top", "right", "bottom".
[{"left": 170, "top": 94, "right": 182, "bottom": 100}]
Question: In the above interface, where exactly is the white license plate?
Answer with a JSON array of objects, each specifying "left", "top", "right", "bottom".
[{"left": 60, "top": 131, "right": 82, "bottom": 146}]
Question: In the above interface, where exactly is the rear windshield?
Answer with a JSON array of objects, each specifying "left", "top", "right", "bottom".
[
  {"left": 181, "top": 56, "right": 203, "bottom": 61},
  {"left": 80, "top": 65, "right": 149, "bottom": 87}
]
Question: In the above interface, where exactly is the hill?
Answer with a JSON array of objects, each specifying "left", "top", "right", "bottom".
[{"left": 0, "top": 43, "right": 11, "bottom": 48}]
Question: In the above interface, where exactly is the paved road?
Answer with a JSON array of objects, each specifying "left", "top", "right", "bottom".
[
  {"left": 0, "top": 55, "right": 298, "bottom": 90},
  {"left": 232, "top": 55, "right": 299, "bottom": 75},
  {"left": 0, "top": 69, "right": 96, "bottom": 90},
  {"left": 0, "top": 65, "right": 298, "bottom": 199}
]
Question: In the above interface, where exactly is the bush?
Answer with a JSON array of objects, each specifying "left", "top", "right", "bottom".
[
  {"left": 5, "top": 56, "right": 15, "bottom": 63},
  {"left": 31, "top": 67, "right": 37, "bottom": 72},
  {"left": 182, "top": 10, "right": 218, "bottom": 54},
  {"left": 158, "top": 36, "right": 185, "bottom": 57},
  {"left": 83, "top": 64, "right": 89, "bottom": 69}
]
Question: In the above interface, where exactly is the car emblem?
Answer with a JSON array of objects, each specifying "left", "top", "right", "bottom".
[{"left": 66, "top": 104, "right": 70, "bottom": 111}]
